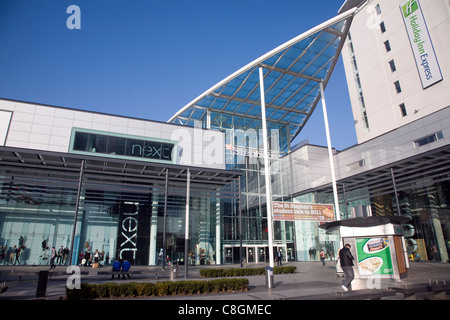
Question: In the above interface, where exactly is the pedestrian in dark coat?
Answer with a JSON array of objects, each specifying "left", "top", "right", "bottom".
[{"left": 338, "top": 244, "right": 354, "bottom": 291}]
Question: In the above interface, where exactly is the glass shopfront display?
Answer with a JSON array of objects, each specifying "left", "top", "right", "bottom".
[
  {"left": 311, "top": 149, "right": 450, "bottom": 264},
  {"left": 0, "top": 148, "right": 240, "bottom": 266}
]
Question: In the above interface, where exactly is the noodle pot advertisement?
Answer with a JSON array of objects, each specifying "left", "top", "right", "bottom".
[{"left": 356, "top": 238, "right": 393, "bottom": 277}]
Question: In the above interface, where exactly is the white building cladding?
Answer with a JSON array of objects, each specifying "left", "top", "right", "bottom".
[
  {"left": 340, "top": 0, "right": 450, "bottom": 144},
  {"left": 297, "top": 0, "right": 450, "bottom": 263},
  {"left": 289, "top": 106, "right": 450, "bottom": 263},
  {"left": 0, "top": 99, "right": 225, "bottom": 169},
  {"left": 0, "top": 98, "right": 241, "bottom": 267}
]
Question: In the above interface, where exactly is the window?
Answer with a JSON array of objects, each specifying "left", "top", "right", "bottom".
[
  {"left": 347, "top": 159, "right": 366, "bottom": 171},
  {"left": 399, "top": 103, "right": 407, "bottom": 117},
  {"left": 394, "top": 81, "right": 402, "bottom": 93},
  {"left": 362, "top": 111, "right": 369, "bottom": 130},
  {"left": 71, "top": 130, "right": 176, "bottom": 162},
  {"left": 414, "top": 131, "right": 444, "bottom": 148},
  {"left": 389, "top": 60, "right": 396, "bottom": 72},
  {"left": 375, "top": 4, "right": 382, "bottom": 15},
  {"left": 380, "top": 22, "right": 386, "bottom": 33},
  {"left": 384, "top": 40, "right": 391, "bottom": 52},
  {"left": 347, "top": 31, "right": 369, "bottom": 132}
]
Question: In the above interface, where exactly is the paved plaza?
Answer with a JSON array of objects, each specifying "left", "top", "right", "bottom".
[{"left": 1, "top": 261, "right": 449, "bottom": 301}]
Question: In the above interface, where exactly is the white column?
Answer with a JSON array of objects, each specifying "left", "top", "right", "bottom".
[
  {"left": 149, "top": 200, "right": 158, "bottom": 266},
  {"left": 215, "top": 195, "right": 221, "bottom": 265},
  {"left": 259, "top": 66, "right": 275, "bottom": 268},
  {"left": 319, "top": 81, "right": 340, "bottom": 221},
  {"left": 184, "top": 168, "right": 191, "bottom": 278}
]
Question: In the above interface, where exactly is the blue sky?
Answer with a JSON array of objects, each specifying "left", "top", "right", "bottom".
[{"left": 0, "top": 0, "right": 357, "bottom": 150}]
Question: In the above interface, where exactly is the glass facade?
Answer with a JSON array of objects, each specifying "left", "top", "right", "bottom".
[
  {"left": 397, "top": 182, "right": 450, "bottom": 262},
  {"left": 0, "top": 163, "right": 80, "bottom": 266},
  {"left": 1, "top": 137, "right": 449, "bottom": 267},
  {"left": 164, "top": 12, "right": 356, "bottom": 265},
  {"left": 0, "top": 149, "right": 240, "bottom": 267},
  {"left": 211, "top": 116, "right": 297, "bottom": 264},
  {"left": 310, "top": 148, "right": 450, "bottom": 263},
  {"left": 1, "top": 112, "right": 449, "bottom": 268}
]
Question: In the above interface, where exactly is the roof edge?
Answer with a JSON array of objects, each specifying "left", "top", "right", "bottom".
[
  {"left": 338, "top": 0, "right": 368, "bottom": 14},
  {"left": 168, "top": 7, "right": 358, "bottom": 124}
]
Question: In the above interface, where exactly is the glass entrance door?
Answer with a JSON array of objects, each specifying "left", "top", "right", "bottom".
[
  {"left": 257, "top": 246, "right": 267, "bottom": 263},
  {"left": 247, "top": 247, "right": 255, "bottom": 263}
]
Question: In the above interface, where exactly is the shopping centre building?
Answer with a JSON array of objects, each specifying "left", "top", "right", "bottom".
[{"left": 0, "top": 0, "right": 449, "bottom": 267}]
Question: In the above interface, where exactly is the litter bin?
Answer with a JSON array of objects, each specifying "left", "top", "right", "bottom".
[
  {"left": 265, "top": 266, "right": 274, "bottom": 288},
  {"left": 170, "top": 263, "right": 178, "bottom": 280}
]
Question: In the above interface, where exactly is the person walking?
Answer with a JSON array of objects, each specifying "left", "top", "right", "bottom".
[
  {"left": 320, "top": 249, "right": 326, "bottom": 266},
  {"left": 14, "top": 246, "right": 22, "bottom": 265},
  {"left": 338, "top": 243, "right": 354, "bottom": 292},
  {"left": 50, "top": 247, "right": 57, "bottom": 270},
  {"left": 9, "top": 246, "right": 17, "bottom": 265},
  {"left": 276, "top": 249, "right": 283, "bottom": 266},
  {"left": 84, "top": 250, "right": 91, "bottom": 266},
  {"left": 0, "top": 245, "right": 6, "bottom": 265}
]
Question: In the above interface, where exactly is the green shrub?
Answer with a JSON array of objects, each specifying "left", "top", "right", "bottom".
[
  {"left": 274, "top": 266, "right": 297, "bottom": 274},
  {"left": 66, "top": 278, "right": 249, "bottom": 300},
  {"left": 135, "top": 282, "right": 155, "bottom": 296},
  {"left": 199, "top": 266, "right": 296, "bottom": 278},
  {"left": 96, "top": 283, "right": 111, "bottom": 298}
]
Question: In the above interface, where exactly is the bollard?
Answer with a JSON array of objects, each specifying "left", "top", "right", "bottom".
[
  {"left": 36, "top": 270, "right": 49, "bottom": 298},
  {"left": 170, "top": 264, "right": 178, "bottom": 280},
  {"left": 265, "top": 266, "right": 274, "bottom": 288}
]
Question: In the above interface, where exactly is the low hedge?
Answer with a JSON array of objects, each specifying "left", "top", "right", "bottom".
[
  {"left": 199, "top": 266, "right": 296, "bottom": 278},
  {"left": 66, "top": 278, "right": 249, "bottom": 300}
]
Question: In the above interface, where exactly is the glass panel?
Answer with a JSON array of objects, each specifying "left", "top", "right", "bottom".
[
  {"left": 106, "top": 136, "right": 127, "bottom": 155},
  {"left": 71, "top": 130, "right": 175, "bottom": 163},
  {"left": 0, "top": 170, "right": 79, "bottom": 266},
  {"left": 73, "top": 132, "right": 90, "bottom": 151}
]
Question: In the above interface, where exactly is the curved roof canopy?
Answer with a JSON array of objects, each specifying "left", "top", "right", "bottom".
[{"left": 168, "top": 9, "right": 356, "bottom": 143}]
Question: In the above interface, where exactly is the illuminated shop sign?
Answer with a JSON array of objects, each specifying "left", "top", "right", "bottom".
[
  {"left": 69, "top": 128, "right": 176, "bottom": 163},
  {"left": 225, "top": 144, "right": 280, "bottom": 160},
  {"left": 400, "top": 0, "right": 443, "bottom": 89},
  {"left": 118, "top": 202, "right": 138, "bottom": 261}
]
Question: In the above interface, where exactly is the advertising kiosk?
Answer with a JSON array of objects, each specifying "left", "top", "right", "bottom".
[{"left": 320, "top": 216, "right": 410, "bottom": 280}]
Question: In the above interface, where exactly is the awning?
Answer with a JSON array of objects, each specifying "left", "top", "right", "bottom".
[
  {"left": 319, "top": 216, "right": 411, "bottom": 233},
  {"left": 168, "top": 8, "right": 356, "bottom": 144},
  {"left": 0, "top": 146, "right": 242, "bottom": 207}
]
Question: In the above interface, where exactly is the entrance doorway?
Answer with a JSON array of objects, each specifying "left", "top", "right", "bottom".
[
  {"left": 223, "top": 246, "right": 243, "bottom": 264},
  {"left": 223, "top": 244, "right": 289, "bottom": 264}
]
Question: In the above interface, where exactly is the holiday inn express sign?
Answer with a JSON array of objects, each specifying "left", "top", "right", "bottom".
[{"left": 400, "top": 0, "right": 443, "bottom": 89}]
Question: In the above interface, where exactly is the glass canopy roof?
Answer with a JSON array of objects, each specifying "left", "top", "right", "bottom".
[{"left": 168, "top": 9, "right": 356, "bottom": 144}]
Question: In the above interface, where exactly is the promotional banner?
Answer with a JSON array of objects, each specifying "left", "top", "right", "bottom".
[
  {"left": 400, "top": 0, "right": 443, "bottom": 89},
  {"left": 272, "top": 201, "right": 335, "bottom": 222},
  {"left": 356, "top": 238, "right": 393, "bottom": 277}
]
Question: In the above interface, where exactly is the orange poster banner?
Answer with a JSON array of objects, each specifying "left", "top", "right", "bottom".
[{"left": 272, "top": 201, "right": 335, "bottom": 222}]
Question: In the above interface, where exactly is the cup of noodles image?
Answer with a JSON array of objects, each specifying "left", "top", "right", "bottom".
[{"left": 358, "top": 257, "right": 383, "bottom": 275}]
